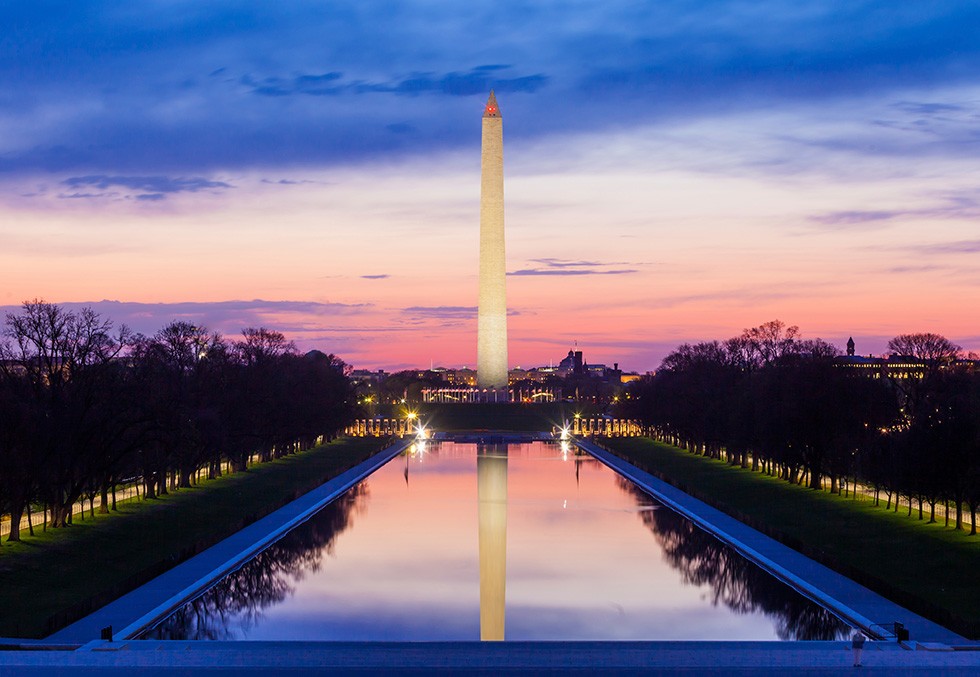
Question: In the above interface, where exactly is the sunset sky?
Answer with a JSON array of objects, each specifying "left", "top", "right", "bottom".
[{"left": 2, "top": 2, "right": 978, "bottom": 371}]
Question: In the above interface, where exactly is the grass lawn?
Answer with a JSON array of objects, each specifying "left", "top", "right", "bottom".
[
  {"left": 603, "top": 437, "right": 980, "bottom": 640},
  {"left": 0, "top": 436, "right": 389, "bottom": 639}
]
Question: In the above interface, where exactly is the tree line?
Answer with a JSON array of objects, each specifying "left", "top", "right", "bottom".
[
  {"left": 619, "top": 321, "right": 980, "bottom": 533},
  {"left": 0, "top": 300, "right": 356, "bottom": 542}
]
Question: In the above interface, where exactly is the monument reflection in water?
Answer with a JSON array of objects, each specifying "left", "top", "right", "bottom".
[
  {"left": 478, "top": 445, "right": 507, "bottom": 641},
  {"left": 143, "top": 442, "right": 849, "bottom": 641}
]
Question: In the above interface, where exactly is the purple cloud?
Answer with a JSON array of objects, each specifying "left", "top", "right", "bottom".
[
  {"left": 401, "top": 306, "right": 477, "bottom": 319},
  {"left": 240, "top": 66, "right": 548, "bottom": 99},
  {"left": 919, "top": 239, "right": 980, "bottom": 255},
  {"left": 529, "top": 258, "right": 607, "bottom": 268},
  {"left": 60, "top": 175, "right": 232, "bottom": 200},
  {"left": 892, "top": 101, "right": 965, "bottom": 115},
  {"left": 885, "top": 264, "right": 949, "bottom": 274},
  {"left": 401, "top": 306, "right": 521, "bottom": 319},
  {"left": 509, "top": 258, "right": 638, "bottom": 276},
  {"left": 634, "top": 283, "right": 843, "bottom": 311},
  {"left": 0, "top": 299, "right": 374, "bottom": 340},
  {"left": 260, "top": 178, "right": 321, "bottom": 186},
  {"left": 808, "top": 190, "right": 980, "bottom": 231},
  {"left": 808, "top": 210, "right": 901, "bottom": 227},
  {"left": 509, "top": 268, "right": 637, "bottom": 276},
  {"left": 58, "top": 192, "right": 111, "bottom": 200}
]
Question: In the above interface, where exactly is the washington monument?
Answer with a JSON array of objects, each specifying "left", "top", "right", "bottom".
[{"left": 478, "top": 91, "right": 508, "bottom": 390}]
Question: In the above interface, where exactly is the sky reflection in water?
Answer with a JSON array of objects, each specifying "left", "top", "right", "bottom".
[{"left": 145, "top": 442, "right": 850, "bottom": 641}]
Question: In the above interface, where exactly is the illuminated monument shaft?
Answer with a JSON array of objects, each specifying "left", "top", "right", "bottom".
[{"left": 478, "top": 91, "right": 508, "bottom": 390}]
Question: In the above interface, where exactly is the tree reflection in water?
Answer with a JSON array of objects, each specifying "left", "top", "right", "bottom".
[
  {"left": 617, "top": 478, "right": 851, "bottom": 640},
  {"left": 143, "top": 458, "right": 851, "bottom": 641},
  {"left": 143, "top": 482, "right": 369, "bottom": 640}
]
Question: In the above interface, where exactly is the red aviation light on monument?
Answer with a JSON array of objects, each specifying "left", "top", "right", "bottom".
[{"left": 483, "top": 90, "right": 500, "bottom": 118}]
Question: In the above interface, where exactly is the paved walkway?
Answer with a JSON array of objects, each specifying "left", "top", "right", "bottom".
[
  {"left": 2, "top": 639, "right": 980, "bottom": 675},
  {"left": 46, "top": 438, "right": 412, "bottom": 643},
  {"left": 577, "top": 439, "right": 971, "bottom": 645}
]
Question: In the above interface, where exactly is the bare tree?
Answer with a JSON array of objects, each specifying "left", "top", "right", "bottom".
[
  {"left": 2, "top": 300, "right": 131, "bottom": 531},
  {"left": 236, "top": 327, "right": 296, "bottom": 366},
  {"left": 887, "top": 333, "right": 960, "bottom": 362},
  {"left": 2, "top": 303, "right": 358, "bottom": 539},
  {"left": 741, "top": 320, "right": 800, "bottom": 366}
]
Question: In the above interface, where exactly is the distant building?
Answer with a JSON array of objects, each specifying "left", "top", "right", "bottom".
[
  {"left": 350, "top": 368, "right": 388, "bottom": 384},
  {"left": 557, "top": 350, "right": 584, "bottom": 377},
  {"left": 510, "top": 366, "right": 558, "bottom": 383},
  {"left": 386, "top": 347, "right": 630, "bottom": 404},
  {"left": 448, "top": 367, "right": 478, "bottom": 387},
  {"left": 835, "top": 354, "right": 926, "bottom": 379},
  {"left": 834, "top": 337, "right": 978, "bottom": 378}
]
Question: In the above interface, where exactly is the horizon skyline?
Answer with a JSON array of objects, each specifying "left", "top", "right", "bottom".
[
  {"left": 2, "top": 3, "right": 979, "bottom": 372},
  {"left": 1, "top": 297, "right": 971, "bottom": 375}
]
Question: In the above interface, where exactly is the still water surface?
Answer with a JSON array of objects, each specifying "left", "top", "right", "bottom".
[{"left": 145, "top": 441, "right": 850, "bottom": 641}]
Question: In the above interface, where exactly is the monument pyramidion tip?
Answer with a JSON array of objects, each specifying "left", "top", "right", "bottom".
[{"left": 483, "top": 90, "right": 500, "bottom": 118}]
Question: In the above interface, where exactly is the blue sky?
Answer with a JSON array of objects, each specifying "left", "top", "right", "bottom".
[
  {"left": 5, "top": 2, "right": 980, "bottom": 175},
  {"left": 2, "top": 2, "right": 979, "bottom": 370}
]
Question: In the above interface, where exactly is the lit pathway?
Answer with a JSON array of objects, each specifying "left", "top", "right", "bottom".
[
  {"left": 1, "top": 460, "right": 264, "bottom": 539},
  {"left": 577, "top": 438, "right": 972, "bottom": 646}
]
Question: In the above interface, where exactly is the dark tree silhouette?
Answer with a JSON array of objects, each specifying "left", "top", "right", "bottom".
[
  {"left": 887, "top": 333, "right": 961, "bottom": 363},
  {"left": 619, "top": 321, "right": 980, "bottom": 531},
  {"left": 1, "top": 303, "right": 358, "bottom": 542},
  {"left": 1, "top": 300, "right": 131, "bottom": 531}
]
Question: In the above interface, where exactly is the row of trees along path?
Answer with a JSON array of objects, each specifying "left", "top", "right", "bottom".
[
  {"left": 0, "top": 300, "right": 356, "bottom": 543},
  {"left": 619, "top": 321, "right": 980, "bottom": 533}
]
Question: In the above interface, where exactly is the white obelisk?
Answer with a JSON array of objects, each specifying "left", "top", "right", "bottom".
[{"left": 477, "top": 91, "right": 508, "bottom": 392}]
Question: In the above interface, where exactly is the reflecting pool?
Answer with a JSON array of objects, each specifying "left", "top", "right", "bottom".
[{"left": 144, "top": 441, "right": 850, "bottom": 641}]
